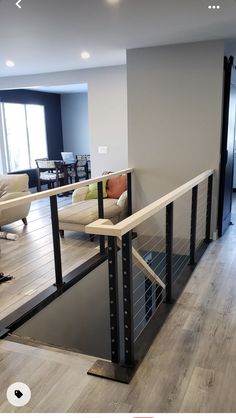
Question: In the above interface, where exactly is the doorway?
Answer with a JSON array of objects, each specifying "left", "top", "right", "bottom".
[{"left": 218, "top": 56, "right": 236, "bottom": 237}]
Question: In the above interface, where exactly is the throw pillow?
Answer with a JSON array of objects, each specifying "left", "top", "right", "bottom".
[
  {"left": 107, "top": 175, "right": 127, "bottom": 199},
  {"left": 86, "top": 181, "right": 107, "bottom": 200}
]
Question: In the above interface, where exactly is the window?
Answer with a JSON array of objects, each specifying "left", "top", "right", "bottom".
[{"left": 0, "top": 103, "right": 48, "bottom": 172}]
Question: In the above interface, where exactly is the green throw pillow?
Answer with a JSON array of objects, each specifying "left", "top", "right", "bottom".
[{"left": 86, "top": 181, "right": 107, "bottom": 200}]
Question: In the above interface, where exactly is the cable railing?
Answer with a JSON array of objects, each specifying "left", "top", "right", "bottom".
[
  {"left": 0, "top": 168, "right": 133, "bottom": 334},
  {"left": 0, "top": 167, "right": 214, "bottom": 384},
  {"left": 85, "top": 169, "right": 214, "bottom": 383}
]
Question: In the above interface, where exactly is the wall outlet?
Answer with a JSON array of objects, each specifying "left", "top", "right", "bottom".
[{"left": 98, "top": 146, "right": 108, "bottom": 154}]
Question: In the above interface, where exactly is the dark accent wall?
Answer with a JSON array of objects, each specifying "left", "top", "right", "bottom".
[{"left": 0, "top": 89, "right": 64, "bottom": 187}]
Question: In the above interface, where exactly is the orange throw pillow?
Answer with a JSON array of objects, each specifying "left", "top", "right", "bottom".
[{"left": 107, "top": 175, "right": 127, "bottom": 199}]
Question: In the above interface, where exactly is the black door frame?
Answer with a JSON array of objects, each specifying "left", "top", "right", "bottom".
[{"left": 218, "top": 56, "right": 234, "bottom": 237}]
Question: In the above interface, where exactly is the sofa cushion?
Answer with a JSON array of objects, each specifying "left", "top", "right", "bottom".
[
  {"left": 0, "top": 174, "right": 29, "bottom": 193},
  {"left": 58, "top": 199, "right": 120, "bottom": 226},
  {"left": 107, "top": 175, "right": 127, "bottom": 199},
  {"left": 86, "top": 181, "right": 107, "bottom": 200}
]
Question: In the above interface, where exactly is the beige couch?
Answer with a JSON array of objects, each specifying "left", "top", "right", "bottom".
[
  {"left": 58, "top": 186, "right": 127, "bottom": 236},
  {"left": 0, "top": 174, "right": 31, "bottom": 228}
]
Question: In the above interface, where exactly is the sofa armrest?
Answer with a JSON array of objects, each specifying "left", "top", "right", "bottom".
[
  {"left": 72, "top": 186, "right": 89, "bottom": 203},
  {"left": 117, "top": 190, "right": 127, "bottom": 220},
  {"left": 117, "top": 190, "right": 127, "bottom": 209},
  {"left": 0, "top": 191, "right": 31, "bottom": 222}
]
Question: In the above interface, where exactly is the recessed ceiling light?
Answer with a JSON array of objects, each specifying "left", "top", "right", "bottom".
[
  {"left": 81, "top": 51, "right": 90, "bottom": 60},
  {"left": 5, "top": 59, "right": 15, "bottom": 67},
  {"left": 106, "top": 0, "right": 120, "bottom": 4}
]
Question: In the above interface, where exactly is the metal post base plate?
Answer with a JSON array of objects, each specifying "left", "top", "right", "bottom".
[{"left": 87, "top": 359, "right": 136, "bottom": 384}]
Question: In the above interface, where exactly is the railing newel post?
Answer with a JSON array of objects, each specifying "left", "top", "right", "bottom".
[
  {"left": 122, "top": 231, "right": 135, "bottom": 366},
  {"left": 190, "top": 185, "right": 198, "bottom": 265},
  {"left": 205, "top": 174, "right": 213, "bottom": 243},
  {"left": 127, "top": 172, "right": 132, "bottom": 216},
  {"left": 108, "top": 236, "right": 120, "bottom": 363},
  {"left": 50, "top": 195, "right": 63, "bottom": 287},
  {"left": 166, "top": 202, "right": 174, "bottom": 303},
  {"left": 97, "top": 181, "right": 105, "bottom": 254}
]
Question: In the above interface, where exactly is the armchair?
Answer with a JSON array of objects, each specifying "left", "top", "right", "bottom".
[
  {"left": 58, "top": 186, "right": 127, "bottom": 237},
  {"left": 0, "top": 174, "right": 31, "bottom": 228}
]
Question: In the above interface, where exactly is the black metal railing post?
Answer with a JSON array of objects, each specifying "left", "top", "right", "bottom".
[
  {"left": 108, "top": 236, "right": 120, "bottom": 364},
  {"left": 97, "top": 181, "right": 105, "bottom": 254},
  {"left": 127, "top": 172, "right": 132, "bottom": 216},
  {"left": 50, "top": 195, "right": 63, "bottom": 287},
  {"left": 205, "top": 175, "right": 213, "bottom": 243},
  {"left": 122, "top": 231, "right": 135, "bottom": 366},
  {"left": 166, "top": 202, "right": 173, "bottom": 303},
  {"left": 190, "top": 186, "right": 198, "bottom": 265}
]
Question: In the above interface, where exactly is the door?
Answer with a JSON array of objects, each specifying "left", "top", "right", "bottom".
[{"left": 218, "top": 56, "right": 236, "bottom": 237}]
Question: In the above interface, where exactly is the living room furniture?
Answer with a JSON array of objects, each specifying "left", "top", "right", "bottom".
[
  {"left": 76, "top": 158, "right": 88, "bottom": 181},
  {"left": 0, "top": 174, "right": 31, "bottom": 228},
  {"left": 76, "top": 155, "right": 91, "bottom": 180},
  {"left": 35, "top": 159, "right": 65, "bottom": 191},
  {"left": 58, "top": 185, "right": 127, "bottom": 237},
  {"left": 66, "top": 156, "right": 90, "bottom": 183}
]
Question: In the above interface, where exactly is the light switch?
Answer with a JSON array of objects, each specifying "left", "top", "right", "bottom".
[{"left": 98, "top": 146, "right": 108, "bottom": 154}]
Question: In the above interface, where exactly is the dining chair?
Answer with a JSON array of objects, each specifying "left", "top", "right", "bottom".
[
  {"left": 35, "top": 159, "right": 65, "bottom": 191},
  {"left": 76, "top": 155, "right": 90, "bottom": 180}
]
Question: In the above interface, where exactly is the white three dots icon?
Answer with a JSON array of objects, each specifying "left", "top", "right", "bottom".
[{"left": 208, "top": 5, "right": 221, "bottom": 9}]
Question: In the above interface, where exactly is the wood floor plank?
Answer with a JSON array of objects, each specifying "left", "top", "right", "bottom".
[
  {"left": 180, "top": 366, "right": 223, "bottom": 412},
  {"left": 0, "top": 195, "right": 97, "bottom": 320}
]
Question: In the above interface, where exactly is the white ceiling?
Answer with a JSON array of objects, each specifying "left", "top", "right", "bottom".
[
  {"left": 27, "top": 83, "right": 88, "bottom": 94},
  {"left": 0, "top": 0, "right": 236, "bottom": 77}
]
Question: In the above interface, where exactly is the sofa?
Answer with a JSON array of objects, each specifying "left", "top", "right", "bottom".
[
  {"left": 58, "top": 176, "right": 127, "bottom": 236},
  {"left": 0, "top": 174, "right": 31, "bottom": 228}
]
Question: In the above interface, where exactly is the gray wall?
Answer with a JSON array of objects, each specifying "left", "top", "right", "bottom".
[
  {"left": 88, "top": 66, "right": 128, "bottom": 176},
  {"left": 127, "top": 40, "right": 224, "bottom": 235},
  {"left": 61, "top": 92, "right": 89, "bottom": 156},
  {"left": 16, "top": 261, "right": 111, "bottom": 360}
]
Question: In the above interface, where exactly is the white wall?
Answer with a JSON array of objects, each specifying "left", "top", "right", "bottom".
[
  {"left": 127, "top": 40, "right": 224, "bottom": 234},
  {"left": 0, "top": 65, "right": 128, "bottom": 176},
  {"left": 61, "top": 92, "right": 89, "bottom": 156}
]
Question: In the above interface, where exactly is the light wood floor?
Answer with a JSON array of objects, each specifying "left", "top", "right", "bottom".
[
  {"left": 0, "top": 195, "right": 98, "bottom": 320},
  {"left": 1, "top": 196, "right": 236, "bottom": 412}
]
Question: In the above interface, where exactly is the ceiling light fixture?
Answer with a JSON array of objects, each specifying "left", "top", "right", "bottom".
[
  {"left": 5, "top": 60, "right": 15, "bottom": 67},
  {"left": 81, "top": 51, "right": 90, "bottom": 60},
  {"left": 106, "top": 0, "right": 120, "bottom": 4}
]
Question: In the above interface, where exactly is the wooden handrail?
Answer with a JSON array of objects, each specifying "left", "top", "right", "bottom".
[
  {"left": 98, "top": 219, "right": 166, "bottom": 288},
  {"left": 85, "top": 169, "right": 215, "bottom": 238},
  {"left": 0, "top": 168, "right": 133, "bottom": 211}
]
